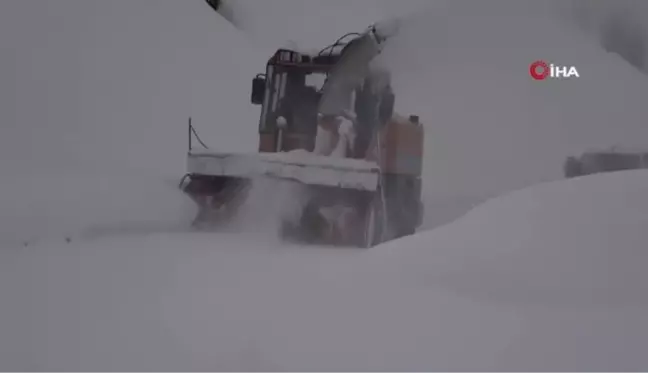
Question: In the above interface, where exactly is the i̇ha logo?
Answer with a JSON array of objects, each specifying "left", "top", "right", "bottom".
[{"left": 529, "top": 60, "right": 580, "bottom": 80}]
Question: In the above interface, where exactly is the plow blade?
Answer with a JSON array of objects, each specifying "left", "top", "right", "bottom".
[
  {"left": 186, "top": 149, "right": 380, "bottom": 191},
  {"left": 181, "top": 150, "right": 386, "bottom": 247}
]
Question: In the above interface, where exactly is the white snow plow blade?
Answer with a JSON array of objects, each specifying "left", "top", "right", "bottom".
[{"left": 187, "top": 149, "right": 380, "bottom": 191}]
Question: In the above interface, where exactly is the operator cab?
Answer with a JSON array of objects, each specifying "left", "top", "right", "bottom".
[{"left": 250, "top": 33, "right": 395, "bottom": 158}]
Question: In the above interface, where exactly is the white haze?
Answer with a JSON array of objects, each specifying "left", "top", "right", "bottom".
[
  {"left": 1, "top": 0, "right": 648, "bottom": 370},
  {"left": 3, "top": 0, "right": 648, "bottom": 242},
  {"left": 375, "top": 0, "right": 648, "bottom": 228}
]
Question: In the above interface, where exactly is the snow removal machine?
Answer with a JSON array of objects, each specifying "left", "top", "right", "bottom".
[{"left": 180, "top": 23, "right": 424, "bottom": 247}]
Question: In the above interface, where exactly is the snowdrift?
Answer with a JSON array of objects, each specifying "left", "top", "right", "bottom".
[
  {"left": 0, "top": 170, "right": 196, "bottom": 248},
  {"left": 373, "top": 170, "right": 648, "bottom": 306},
  {"left": 2, "top": 170, "right": 648, "bottom": 371}
]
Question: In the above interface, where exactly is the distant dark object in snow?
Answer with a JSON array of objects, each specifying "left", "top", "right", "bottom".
[
  {"left": 564, "top": 149, "right": 648, "bottom": 178},
  {"left": 204, "top": 0, "right": 220, "bottom": 12},
  {"left": 203, "top": 0, "right": 237, "bottom": 28}
]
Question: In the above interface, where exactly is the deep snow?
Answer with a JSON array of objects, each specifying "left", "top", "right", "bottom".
[
  {"left": 2, "top": 0, "right": 648, "bottom": 370},
  {"left": 372, "top": 170, "right": 648, "bottom": 307},
  {"left": 0, "top": 169, "right": 196, "bottom": 248},
  {"left": 0, "top": 0, "right": 262, "bottom": 247},
  {"left": 2, "top": 171, "right": 648, "bottom": 371}
]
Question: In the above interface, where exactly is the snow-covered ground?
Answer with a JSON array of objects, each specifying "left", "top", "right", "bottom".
[
  {"left": 0, "top": 169, "right": 197, "bottom": 248},
  {"left": 0, "top": 0, "right": 262, "bottom": 247},
  {"left": 2, "top": 0, "right": 648, "bottom": 370},
  {"left": 2, "top": 170, "right": 648, "bottom": 371}
]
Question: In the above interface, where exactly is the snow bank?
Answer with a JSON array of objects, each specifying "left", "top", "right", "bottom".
[
  {"left": 0, "top": 0, "right": 264, "bottom": 247},
  {"left": 0, "top": 169, "right": 196, "bottom": 248},
  {"left": 373, "top": 170, "right": 648, "bottom": 306},
  {"left": 0, "top": 0, "right": 263, "bottom": 170},
  {"left": 3, "top": 170, "right": 648, "bottom": 371}
]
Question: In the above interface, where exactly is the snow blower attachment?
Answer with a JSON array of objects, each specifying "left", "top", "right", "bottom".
[{"left": 180, "top": 25, "right": 424, "bottom": 247}]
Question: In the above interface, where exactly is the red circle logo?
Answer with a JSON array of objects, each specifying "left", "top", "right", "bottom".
[{"left": 529, "top": 60, "right": 549, "bottom": 80}]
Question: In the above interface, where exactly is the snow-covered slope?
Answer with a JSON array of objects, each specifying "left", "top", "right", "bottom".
[
  {"left": 2, "top": 171, "right": 648, "bottom": 371},
  {"left": 3, "top": 0, "right": 648, "bottom": 370},
  {"left": 0, "top": 0, "right": 263, "bottom": 170},
  {"left": 373, "top": 170, "right": 648, "bottom": 307},
  {"left": 0, "top": 0, "right": 267, "bottom": 247}
]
